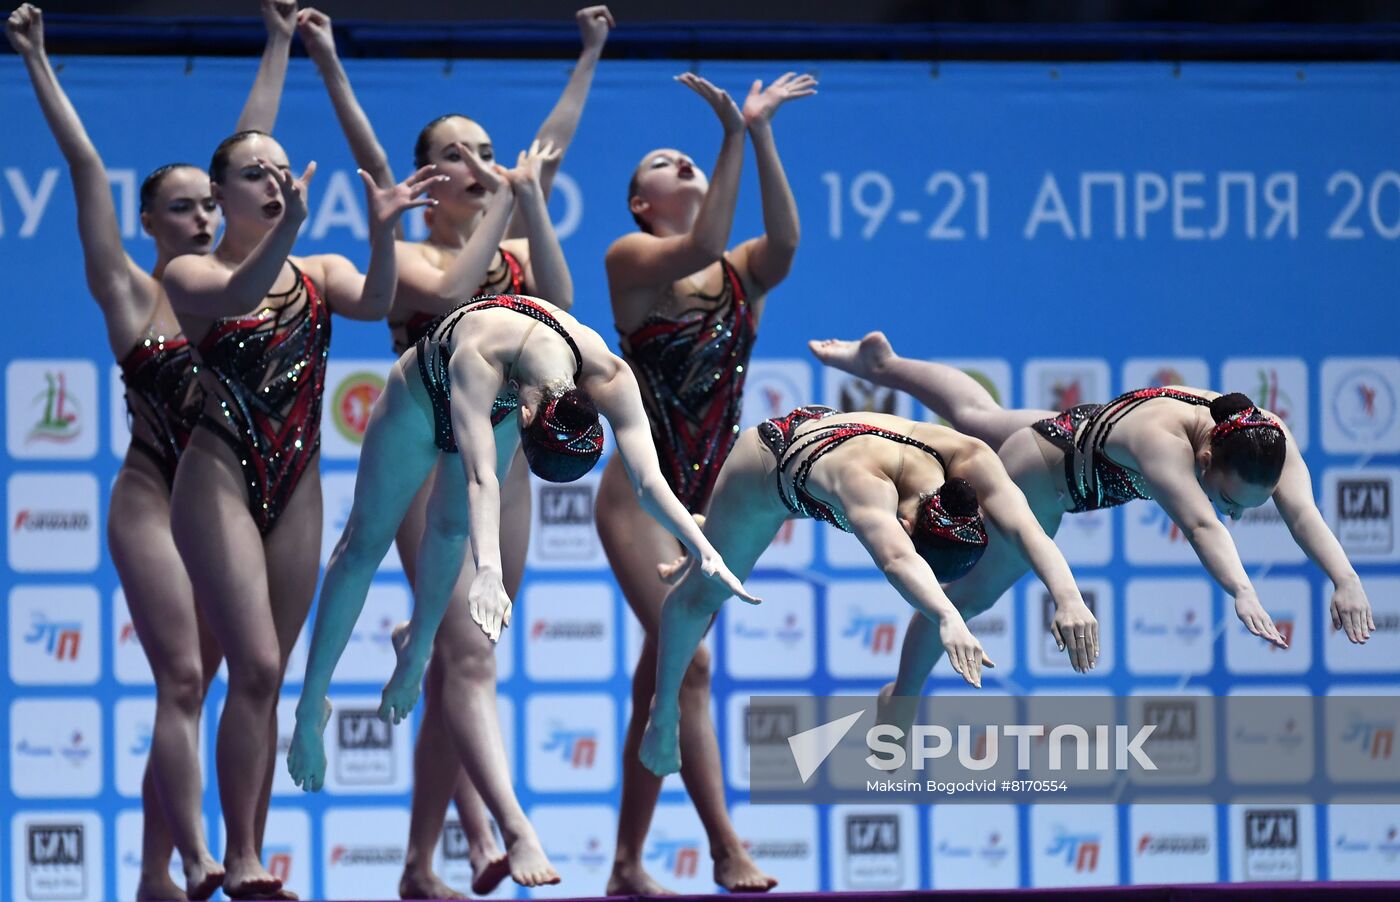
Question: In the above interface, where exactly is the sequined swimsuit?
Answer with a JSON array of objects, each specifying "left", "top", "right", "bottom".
[
  {"left": 118, "top": 331, "right": 204, "bottom": 490},
  {"left": 620, "top": 257, "right": 753, "bottom": 514},
  {"left": 1031, "top": 387, "right": 1212, "bottom": 513},
  {"left": 757, "top": 405, "right": 950, "bottom": 532},
  {"left": 389, "top": 247, "right": 526, "bottom": 356},
  {"left": 415, "top": 295, "right": 582, "bottom": 454},
  {"left": 195, "top": 262, "right": 330, "bottom": 535}
]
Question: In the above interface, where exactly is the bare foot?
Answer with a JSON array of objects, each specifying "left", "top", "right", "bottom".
[
  {"left": 469, "top": 843, "right": 511, "bottom": 896},
  {"left": 135, "top": 871, "right": 187, "bottom": 901},
  {"left": 808, "top": 331, "right": 894, "bottom": 379},
  {"left": 183, "top": 853, "right": 225, "bottom": 901},
  {"left": 876, "top": 681, "right": 921, "bottom": 747},
  {"left": 221, "top": 857, "right": 282, "bottom": 899},
  {"left": 606, "top": 862, "right": 676, "bottom": 896},
  {"left": 380, "top": 623, "right": 428, "bottom": 724},
  {"left": 714, "top": 849, "right": 778, "bottom": 892},
  {"left": 398, "top": 867, "right": 466, "bottom": 900},
  {"left": 287, "top": 698, "right": 332, "bottom": 792},
  {"left": 507, "top": 834, "right": 561, "bottom": 887},
  {"left": 639, "top": 717, "right": 681, "bottom": 777}
]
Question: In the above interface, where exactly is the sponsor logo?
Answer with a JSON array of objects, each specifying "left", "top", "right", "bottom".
[
  {"left": 742, "top": 837, "right": 813, "bottom": 860},
  {"left": 1252, "top": 368, "right": 1296, "bottom": 428},
  {"left": 1137, "top": 833, "right": 1210, "bottom": 855},
  {"left": 1243, "top": 808, "right": 1300, "bottom": 880},
  {"left": 1131, "top": 608, "right": 1204, "bottom": 642},
  {"left": 844, "top": 813, "right": 902, "bottom": 888},
  {"left": 16, "top": 731, "right": 94, "bottom": 767},
  {"left": 264, "top": 845, "right": 294, "bottom": 883},
  {"left": 1337, "top": 478, "right": 1393, "bottom": 554},
  {"left": 335, "top": 709, "right": 395, "bottom": 785},
  {"left": 1332, "top": 369, "right": 1397, "bottom": 443},
  {"left": 328, "top": 845, "right": 403, "bottom": 867},
  {"left": 1046, "top": 827, "right": 1101, "bottom": 873},
  {"left": 26, "top": 823, "right": 86, "bottom": 900},
  {"left": 646, "top": 836, "right": 701, "bottom": 878},
  {"left": 733, "top": 612, "right": 805, "bottom": 646},
  {"left": 837, "top": 379, "right": 900, "bottom": 415},
  {"left": 1139, "top": 506, "right": 1187, "bottom": 543},
  {"left": 23, "top": 612, "right": 82, "bottom": 660},
  {"left": 27, "top": 372, "right": 83, "bottom": 445},
  {"left": 441, "top": 822, "right": 469, "bottom": 862},
  {"left": 1341, "top": 720, "right": 1395, "bottom": 760},
  {"left": 331, "top": 371, "right": 385, "bottom": 443},
  {"left": 543, "top": 727, "right": 598, "bottom": 768},
  {"left": 936, "top": 832, "right": 1009, "bottom": 864},
  {"left": 745, "top": 704, "right": 799, "bottom": 746},
  {"left": 12, "top": 510, "right": 90, "bottom": 532},
  {"left": 540, "top": 486, "right": 592, "bottom": 525},
  {"left": 1233, "top": 716, "right": 1305, "bottom": 752},
  {"left": 531, "top": 619, "right": 605, "bottom": 641},
  {"left": 842, "top": 612, "right": 898, "bottom": 655}
]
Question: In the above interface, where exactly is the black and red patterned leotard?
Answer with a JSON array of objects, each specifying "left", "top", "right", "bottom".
[
  {"left": 1031, "top": 387, "right": 1212, "bottom": 513},
  {"left": 620, "top": 257, "right": 754, "bottom": 514},
  {"left": 757, "top": 405, "right": 951, "bottom": 532},
  {"left": 195, "top": 261, "right": 330, "bottom": 534},
  {"left": 389, "top": 246, "right": 526, "bottom": 356},
  {"left": 118, "top": 330, "right": 204, "bottom": 490},
  {"left": 415, "top": 295, "right": 583, "bottom": 454}
]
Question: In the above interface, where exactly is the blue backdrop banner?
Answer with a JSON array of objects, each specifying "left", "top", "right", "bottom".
[{"left": 1, "top": 57, "right": 1398, "bottom": 899}]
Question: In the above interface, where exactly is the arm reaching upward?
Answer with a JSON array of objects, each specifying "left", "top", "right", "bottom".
[
  {"left": 8, "top": 3, "right": 144, "bottom": 329},
  {"left": 605, "top": 73, "right": 746, "bottom": 290},
  {"left": 297, "top": 9, "right": 395, "bottom": 185},
  {"left": 235, "top": 0, "right": 296, "bottom": 133},
  {"left": 733, "top": 72, "right": 816, "bottom": 290},
  {"left": 505, "top": 141, "right": 573, "bottom": 309}
]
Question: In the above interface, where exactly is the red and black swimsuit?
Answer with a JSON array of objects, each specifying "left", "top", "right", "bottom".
[
  {"left": 194, "top": 262, "right": 330, "bottom": 535},
  {"left": 389, "top": 246, "right": 526, "bottom": 356},
  {"left": 1031, "top": 387, "right": 1212, "bottom": 513},
  {"left": 620, "top": 257, "right": 754, "bottom": 514},
  {"left": 118, "top": 332, "right": 204, "bottom": 490},
  {"left": 415, "top": 295, "right": 582, "bottom": 454}
]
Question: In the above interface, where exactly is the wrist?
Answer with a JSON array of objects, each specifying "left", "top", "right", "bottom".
[{"left": 1334, "top": 570, "right": 1361, "bottom": 589}]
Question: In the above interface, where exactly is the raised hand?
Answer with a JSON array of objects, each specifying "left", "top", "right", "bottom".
[
  {"left": 1051, "top": 599, "right": 1100, "bottom": 673},
  {"left": 742, "top": 71, "right": 818, "bottom": 127},
  {"left": 294, "top": 6, "right": 335, "bottom": 60},
  {"left": 939, "top": 616, "right": 994, "bottom": 689},
  {"left": 256, "top": 155, "right": 316, "bottom": 224},
  {"left": 454, "top": 141, "right": 508, "bottom": 196},
  {"left": 5, "top": 3, "right": 43, "bottom": 57},
  {"left": 675, "top": 72, "right": 744, "bottom": 134},
  {"left": 575, "top": 4, "right": 614, "bottom": 51},
  {"left": 503, "top": 140, "right": 562, "bottom": 197},
  {"left": 361, "top": 163, "right": 442, "bottom": 235},
  {"left": 261, "top": 0, "right": 296, "bottom": 40}
]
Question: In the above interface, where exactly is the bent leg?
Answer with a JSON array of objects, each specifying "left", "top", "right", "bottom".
[
  {"left": 289, "top": 365, "right": 439, "bottom": 791},
  {"left": 810, "top": 332, "right": 1054, "bottom": 449}
]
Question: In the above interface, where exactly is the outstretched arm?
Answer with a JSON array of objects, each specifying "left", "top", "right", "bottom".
[
  {"left": 297, "top": 9, "right": 396, "bottom": 189},
  {"left": 842, "top": 474, "right": 992, "bottom": 687},
  {"left": 517, "top": 5, "right": 611, "bottom": 203},
  {"left": 1270, "top": 421, "right": 1373, "bottom": 643},
  {"left": 732, "top": 72, "right": 816, "bottom": 290},
  {"left": 960, "top": 449, "right": 1097, "bottom": 672},
  {"left": 8, "top": 4, "right": 142, "bottom": 315},
  {"left": 1127, "top": 429, "right": 1289, "bottom": 648},
  {"left": 604, "top": 73, "right": 746, "bottom": 290},
  {"left": 235, "top": 0, "right": 296, "bottom": 133},
  {"left": 588, "top": 355, "right": 758, "bottom": 603}
]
